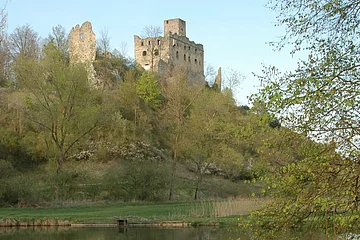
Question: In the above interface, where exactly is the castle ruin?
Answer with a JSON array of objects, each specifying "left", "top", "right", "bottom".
[
  {"left": 69, "top": 21, "right": 97, "bottom": 85},
  {"left": 69, "top": 21, "right": 96, "bottom": 64},
  {"left": 134, "top": 18, "right": 205, "bottom": 83},
  {"left": 215, "top": 67, "right": 222, "bottom": 90},
  {"left": 68, "top": 19, "right": 205, "bottom": 86}
]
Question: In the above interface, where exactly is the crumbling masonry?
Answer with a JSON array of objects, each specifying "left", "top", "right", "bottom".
[
  {"left": 69, "top": 21, "right": 97, "bottom": 86},
  {"left": 69, "top": 21, "right": 96, "bottom": 64},
  {"left": 69, "top": 19, "right": 205, "bottom": 85},
  {"left": 134, "top": 18, "right": 205, "bottom": 83}
]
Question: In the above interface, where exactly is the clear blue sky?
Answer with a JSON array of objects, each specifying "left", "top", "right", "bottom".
[{"left": 4, "top": 0, "right": 305, "bottom": 105}]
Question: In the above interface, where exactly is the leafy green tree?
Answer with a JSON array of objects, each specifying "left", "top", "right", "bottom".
[
  {"left": 159, "top": 69, "right": 203, "bottom": 200},
  {"left": 247, "top": 0, "right": 360, "bottom": 235},
  {"left": 114, "top": 69, "right": 155, "bottom": 142},
  {"left": 103, "top": 141, "right": 170, "bottom": 201},
  {"left": 45, "top": 24, "right": 69, "bottom": 60},
  {"left": 92, "top": 67, "right": 159, "bottom": 163},
  {"left": 180, "top": 89, "right": 244, "bottom": 200},
  {"left": 136, "top": 71, "right": 162, "bottom": 109},
  {"left": 14, "top": 43, "right": 100, "bottom": 201},
  {"left": 0, "top": 158, "right": 40, "bottom": 206},
  {"left": 93, "top": 54, "right": 133, "bottom": 90}
]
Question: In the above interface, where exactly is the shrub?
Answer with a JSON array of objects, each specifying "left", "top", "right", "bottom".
[{"left": 104, "top": 161, "right": 170, "bottom": 201}]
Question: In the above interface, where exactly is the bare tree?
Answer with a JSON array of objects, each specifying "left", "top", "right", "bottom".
[
  {"left": 223, "top": 68, "right": 244, "bottom": 101},
  {"left": 0, "top": 3, "right": 9, "bottom": 86},
  {"left": 97, "top": 28, "right": 111, "bottom": 55},
  {"left": 141, "top": 26, "right": 163, "bottom": 72},
  {"left": 112, "top": 41, "right": 128, "bottom": 59},
  {"left": 46, "top": 25, "right": 68, "bottom": 58},
  {"left": 204, "top": 62, "right": 216, "bottom": 85},
  {"left": 0, "top": 3, "right": 7, "bottom": 42},
  {"left": 118, "top": 41, "right": 128, "bottom": 57},
  {"left": 141, "top": 25, "right": 162, "bottom": 39},
  {"left": 9, "top": 24, "right": 40, "bottom": 59}
]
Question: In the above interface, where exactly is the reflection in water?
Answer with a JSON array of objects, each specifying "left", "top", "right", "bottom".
[
  {"left": 0, "top": 227, "right": 249, "bottom": 240},
  {"left": 0, "top": 226, "right": 246, "bottom": 240},
  {"left": 0, "top": 226, "right": 330, "bottom": 240}
]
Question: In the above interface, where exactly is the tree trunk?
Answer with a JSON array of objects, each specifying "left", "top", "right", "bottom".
[
  {"left": 194, "top": 180, "right": 201, "bottom": 200},
  {"left": 55, "top": 154, "right": 64, "bottom": 203},
  {"left": 168, "top": 149, "right": 177, "bottom": 201},
  {"left": 168, "top": 171, "right": 175, "bottom": 201},
  {"left": 55, "top": 185, "right": 60, "bottom": 203},
  {"left": 194, "top": 171, "right": 202, "bottom": 200}
]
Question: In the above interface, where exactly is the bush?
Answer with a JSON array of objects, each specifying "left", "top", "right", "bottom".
[
  {"left": 48, "top": 170, "right": 82, "bottom": 201},
  {"left": 0, "top": 161, "right": 39, "bottom": 206},
  {"left": 104, "top": 161, "right": 170, "bottom": 201}
]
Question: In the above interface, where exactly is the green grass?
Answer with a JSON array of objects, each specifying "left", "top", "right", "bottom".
[{"left": 0, "top": 198, "right": 267, "bottom": 225}]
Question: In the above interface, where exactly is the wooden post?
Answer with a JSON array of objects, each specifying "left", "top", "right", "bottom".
[{"left": 117, "top": 219, "right": 128, "bottom": 227}]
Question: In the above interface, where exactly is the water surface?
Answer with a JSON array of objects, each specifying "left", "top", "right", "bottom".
[
  {"left": 0, "top": 226, "right": 330, "bottom": 240},
  {"left": 0, "top": 226, "right": 247, "bottom": 240}
]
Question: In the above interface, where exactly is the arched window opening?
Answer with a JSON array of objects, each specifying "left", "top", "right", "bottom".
[
  {"left": 142, "top": 51, "right": 147, "bottom": 56},
  {"left": 184, "top": 54, "right": 186, "bottom": 61},
  {"left": 176, "top": 51, "right": 179, "bottom": 59},
  {"left": 154, "top": 49, "right": 159, "bottom": 56},
  {"left": 144, "top": 64, "right": 150, "bottom": 71}
]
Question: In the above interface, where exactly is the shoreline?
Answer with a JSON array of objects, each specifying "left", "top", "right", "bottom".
[{"left": 0, "top": 221, "right": 222, "bottom": 228}]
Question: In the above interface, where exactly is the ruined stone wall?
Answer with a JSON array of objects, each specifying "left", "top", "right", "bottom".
[
  {"left": 134, "top": 18, "right": 204, "bottom": 82},
  {"left": 69, "top": 21, "right": 96, "bottom": 65},
  {"left": 134, "top": 35, "right": 171, "bottom": 74},
  {"left": 69, "top": 21, "right": 97, "bottom": 86},
  {"left": 215, "top": 67, "right": 222, "bottom": 90},
  {"left": 167, "top": 34, "right": 204, "bottom": 75}
]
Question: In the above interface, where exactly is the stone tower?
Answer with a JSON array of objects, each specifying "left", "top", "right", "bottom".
[
  {"left": 164, "top": 18, "right": 186, "bottom": 37},
  {"left": 69, "top": 21, "right": 96, "bottom": 64},
  {"left": 134, "top": 18, "right": 204, "bottom": 83},
  {"left": 69, "top": 21, "right": 97, "bottom": 86}
]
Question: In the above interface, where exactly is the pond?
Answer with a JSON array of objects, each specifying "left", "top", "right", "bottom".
[{"left": 0, "top": 226, "right": 333, "bottom": 240}]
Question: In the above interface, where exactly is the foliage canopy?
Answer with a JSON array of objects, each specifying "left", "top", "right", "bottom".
[{"left": 247, "top": 0, "right": 360, "bottom": 236}]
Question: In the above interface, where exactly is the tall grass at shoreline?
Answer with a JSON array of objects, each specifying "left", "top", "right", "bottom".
[
  {"left": 170, "top": 197, "right": 269, "bottom": 219},
  {"left": 214, "top": 197, "right": 269, "bottom": 217}
]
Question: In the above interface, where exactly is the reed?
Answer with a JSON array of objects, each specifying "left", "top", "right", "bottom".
[
  {"left": 213, "top": 197, "right": 270, "bottom": 217},
  {"left": 169, "top": 197, "right": 269, "bottom": 219}
]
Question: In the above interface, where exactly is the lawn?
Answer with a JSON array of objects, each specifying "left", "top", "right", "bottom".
[{"left": 0, "top": 198, "right": 267, "bottom": 225}]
